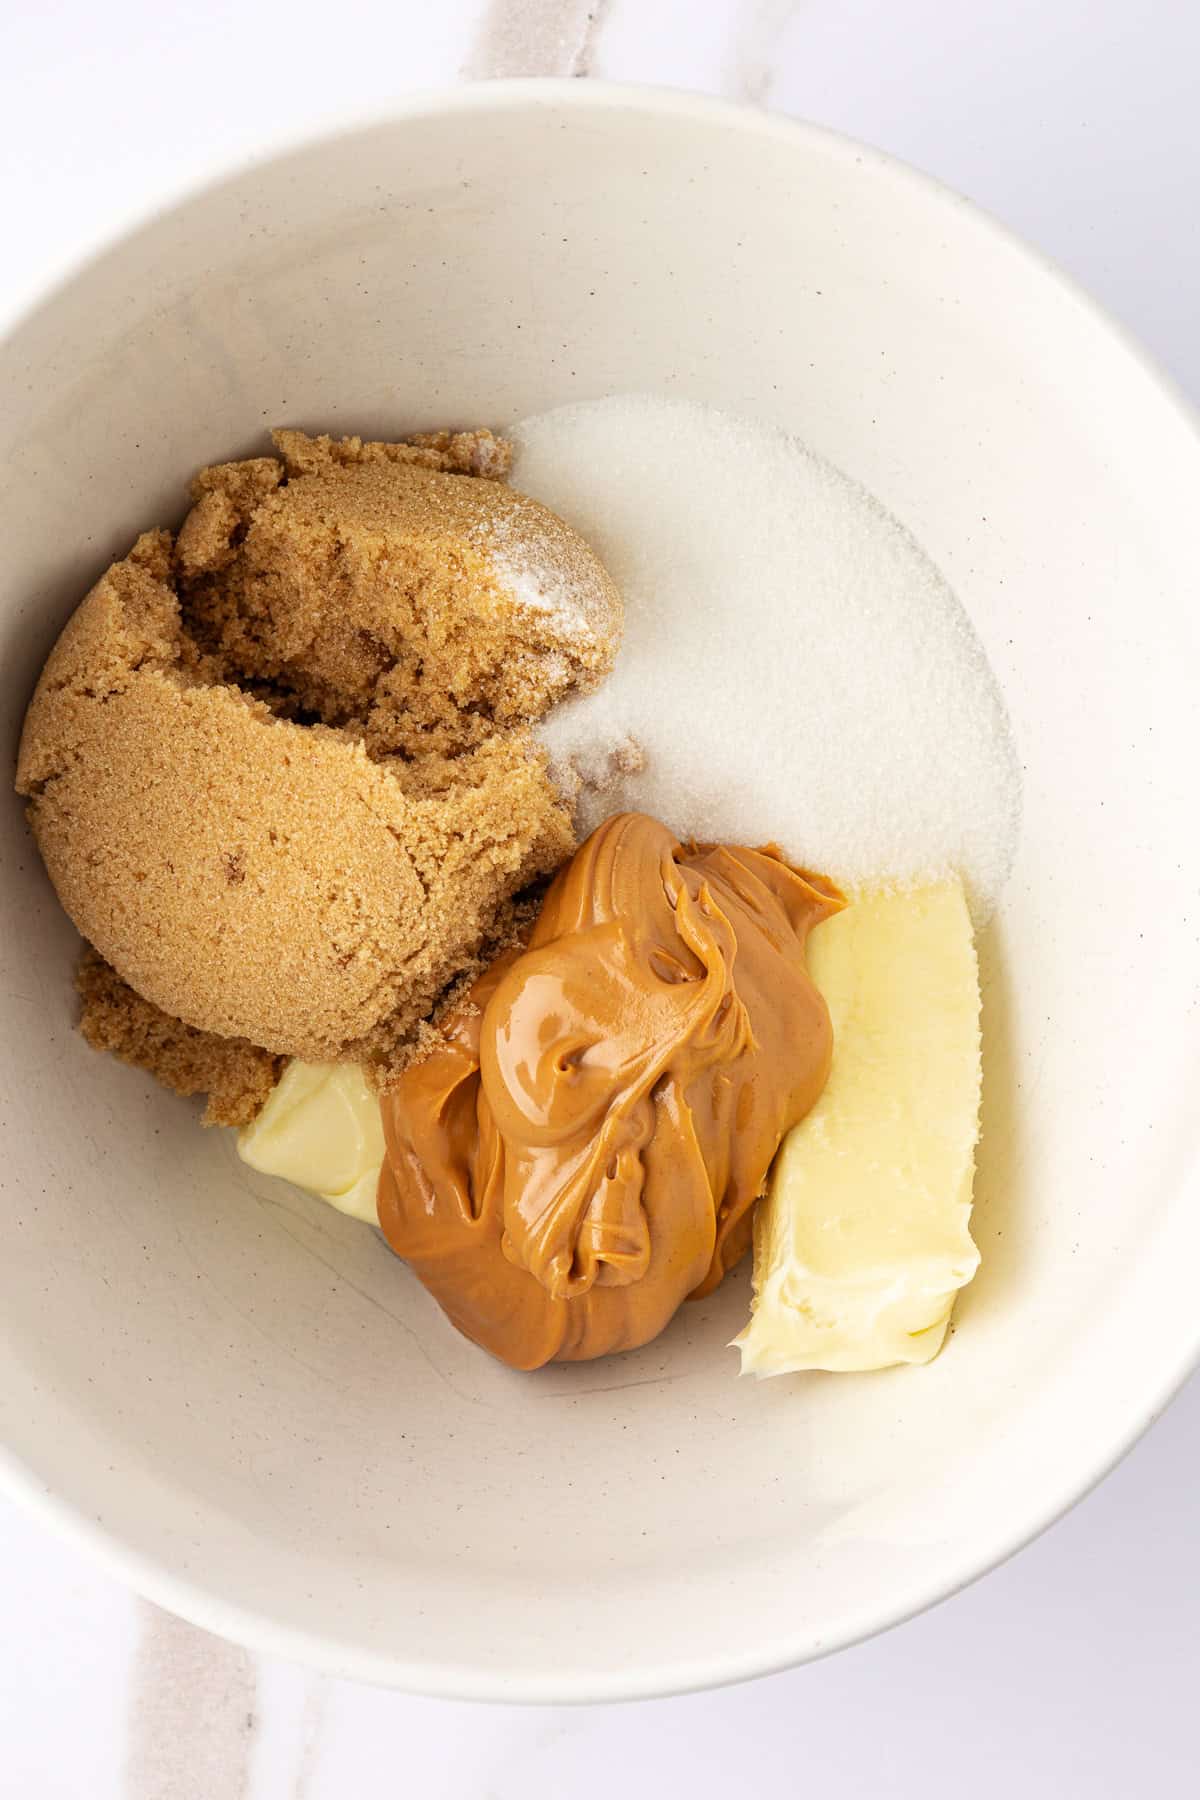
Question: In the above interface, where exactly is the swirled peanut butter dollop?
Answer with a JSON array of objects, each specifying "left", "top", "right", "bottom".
[{"left": 378, "top": 813, "right": 842, "bottom": 1369}]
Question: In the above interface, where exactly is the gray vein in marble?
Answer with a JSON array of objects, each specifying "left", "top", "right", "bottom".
[
  {"left": 124, "top": 1603, "right": 257, "bottom": 1800},
  {"left": 292, "top": 1681, "right": 327, "bottom": 1800},
  {"left": 463, "top": 0, "right": 612, "bottom": 79},
  {"left": 728, "top": 0, "right": 803, "bottom": 105}
]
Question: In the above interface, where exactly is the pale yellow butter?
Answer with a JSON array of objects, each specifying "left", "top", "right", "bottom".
[
  {"left": 735, "top": 880, "right": 982, "bottom": 1376},
  {"left": 237, "top": 1061, "right": 385, "bottom": 1225}
]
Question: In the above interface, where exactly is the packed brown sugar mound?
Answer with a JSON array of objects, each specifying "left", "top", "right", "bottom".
[
  {"left": 15, "top": 428, "right": 612, "bottom": 1073},
  {"left": 177, "top": 429, "right": 623, "bottom": 757}
]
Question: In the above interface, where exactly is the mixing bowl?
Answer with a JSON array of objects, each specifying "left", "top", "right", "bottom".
[{"left": 2, "top": 82, "right": 1198, "bottom": 1702}]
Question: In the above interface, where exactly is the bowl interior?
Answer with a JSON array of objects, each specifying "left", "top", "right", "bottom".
[{"left": 2, "top": 87, "right": 1199, "bottom": 1700}]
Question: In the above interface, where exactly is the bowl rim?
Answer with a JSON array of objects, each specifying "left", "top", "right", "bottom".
[{"left": 4, "top": 76, "right": 1200, "bottom": 1704}]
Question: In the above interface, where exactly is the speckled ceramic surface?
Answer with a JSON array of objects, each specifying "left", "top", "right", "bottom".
[{"left": 2, "top": 82, "right": 1199, "bottom": 1703}]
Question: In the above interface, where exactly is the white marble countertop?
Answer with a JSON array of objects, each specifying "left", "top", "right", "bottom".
[{"left": 4, "top": 2, "right": 1200, "bottom": 1794}]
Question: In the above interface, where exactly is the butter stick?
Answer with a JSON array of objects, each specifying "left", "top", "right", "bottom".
[{"left": 736, "top": 881, "right": 982, "bottom": 1375}]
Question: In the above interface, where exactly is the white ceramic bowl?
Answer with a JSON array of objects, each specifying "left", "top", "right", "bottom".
[{"left": 2, "top": 83, "right": 1199, "bottom": 1703}]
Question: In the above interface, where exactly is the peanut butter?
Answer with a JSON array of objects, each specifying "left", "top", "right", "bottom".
[{"left": 378, "top": 813, "right": 842, "bottom": 1369}]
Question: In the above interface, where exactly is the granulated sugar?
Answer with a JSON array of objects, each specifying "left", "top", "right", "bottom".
[{"left": 510, "top": 396, "right": 1020, "bottom": 917}]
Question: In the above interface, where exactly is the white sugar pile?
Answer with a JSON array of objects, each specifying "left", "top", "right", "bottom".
[{"left": 510, "top": 395, "right": 1020, "bottom": 918}]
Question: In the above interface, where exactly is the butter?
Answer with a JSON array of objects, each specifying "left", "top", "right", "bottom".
[
  {"left": 237, "top": 1061, "right": 384, "bottom": 1225},
  {"left": 735, "top": 880, "right": 982, "bottom": 1375}
]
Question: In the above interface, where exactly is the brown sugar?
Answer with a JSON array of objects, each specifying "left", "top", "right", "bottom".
[
  {"left": 76, "top": 947, "right": 281, "bottom": 1127},
  {"left": 177, "top": 430, "right": 622, "bottom": 758},
  {"left": 16, "top": 427, "right": 615, "bottom": 1080}
]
